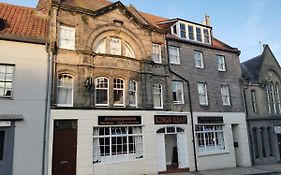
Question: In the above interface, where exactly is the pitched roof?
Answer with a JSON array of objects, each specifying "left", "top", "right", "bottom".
[
  {"left": 0, "top": 2, "right": 48, "bottom": 43},
  {"left": 61, "top": 0, "right": 112, "bottom": 11},
  {"left": 241, "top": 52, "right": 264, "bottom": 83}
]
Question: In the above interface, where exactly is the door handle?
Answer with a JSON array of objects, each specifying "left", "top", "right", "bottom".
[{"left": 60, "top": 160, "right": 69, "bottom": 165}]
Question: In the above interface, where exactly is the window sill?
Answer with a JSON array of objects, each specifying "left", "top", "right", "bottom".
[
  {"left": 197, "top": 150, "right": 229, "bottom": 157},
  {"left": 173, "top": 102, "right": 185, "bottom": 105},
  {"left": 56, "top": 104, "right": 73, "bottom": 107},
  {"left": 199, "top": 104, "right": 209, "bottom": 107},
  {"left": 0, "top": 96, "right": 13, "bottom": 100},
  {"left": 93, "top": 157, "right": 144, "bottom": 166}
]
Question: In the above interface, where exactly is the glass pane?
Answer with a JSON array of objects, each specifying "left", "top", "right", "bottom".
[{"left": 167, "top": 127, "right": 175, "bottom": 133}]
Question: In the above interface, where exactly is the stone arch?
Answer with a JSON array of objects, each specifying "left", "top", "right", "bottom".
[{"left": 85, "top": 23, "right": 147, "bottom": 59}]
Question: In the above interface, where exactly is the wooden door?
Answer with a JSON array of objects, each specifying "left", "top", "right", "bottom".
[{"left": 52, "top": 120, "right": 77, "bottom": 175}]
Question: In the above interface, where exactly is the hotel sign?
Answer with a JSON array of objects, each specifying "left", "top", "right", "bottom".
[
  {"left": 154, "top": 115, "right": 187, "bottom": 125},
  {"left": 198, "top": 117, "right": 224, "bottom": 124},
  {"left": 98, "top": 116, "right": 141, "bottom": 125}
]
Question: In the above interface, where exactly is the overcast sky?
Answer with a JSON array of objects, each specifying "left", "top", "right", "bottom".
[{"left": 2, "top": 0, "right": 281, "bottom": 63}]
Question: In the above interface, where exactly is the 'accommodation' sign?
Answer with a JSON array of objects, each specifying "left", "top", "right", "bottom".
[
  {"left": 98, "top": 116, "right": 141, "bottom": 125},
  {"left": 154, "top": 115, "right": 187, "bottom": 125}
]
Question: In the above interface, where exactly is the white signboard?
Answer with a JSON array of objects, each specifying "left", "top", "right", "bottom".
[
  {"left": 274, "top": 126, "right": 281, "bottom": 134},
  {"left": 0, "top": 121, "right": 11, "bottom": 127}
]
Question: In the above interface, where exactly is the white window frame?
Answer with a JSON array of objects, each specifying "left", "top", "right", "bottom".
[
  {"left": 196, "top": 27, "right": 202, "bottom": 42},
  {"left": 110, "top": 38, "right": 122, "bottom": 55},
  {"left": 195, "top": 125, "right": 225, "bottom": 154},
  {"left": 0, "top": 64, "right": 14, "bottom": 98},
  {"left": 217, "top": 55, "right": 226, "bottom": 71},
  {"left": 169, "top": 46, "right": 180, "bottom": 65},
  {"left": 194, "top": 51, "right": 204, "bottom": 68},
  {"left": 221, "top": 85, "right": 231, "bottom": 106},
  {"left": 59, "top": 25, "right": 75, "bottom": 50},
  {"left": 153, "top": 83, "right": 163, "bottom": 109},
  {"left": 203, "top": 29, "right": 210, "bottom": 44},
  {"left": 172, "top": 81, "right": 184, "bottom": 104},
  {"left": 93, "top": 126, "right": 143, "bottom": 164},
  {"left": 180, "top": 23, "right": 186, "bottom": 39},
  {"left": 57, "top": 74, "right": 74, "bottom": 107},
  {"left": 152, "top": 44, "right": 162, "bottom": 64},
  {"left": 197, "top": 83, "right": 208, "bottom": 106},
  {"left": 94, "top": 38, "right": 106, "bottom": 54},
  {"left": 95, "top": 77, "right": 109, "bottom": 107},
  {"left": 124, "top": 42, "right": 135, "bottom": 58},
  {"left": 113, "top": 78, "right": 125, "bottom": 107},
  {"left": 129, "top": 80, "right": 137, "bottom": 107},
  {"left": 188, "top": 25, "right": 194, "bottom": 40}
]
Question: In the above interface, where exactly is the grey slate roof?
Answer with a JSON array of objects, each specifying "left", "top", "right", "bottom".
[{"left": 241, "top": 53, "right": 264, "bottom": 83}]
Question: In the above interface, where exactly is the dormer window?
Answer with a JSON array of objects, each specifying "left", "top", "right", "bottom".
[
  {"left": 180, "top": 23, "right": 186, "bottom": 39},
  {"left": 203, "top": 29, "right": 210, "bottom": 44},
  {"left": 196, "top": 27, "right": 202, "bottom": 42},
  {"left": 188, "top": 25, "right": 194, "bottom": 40}
]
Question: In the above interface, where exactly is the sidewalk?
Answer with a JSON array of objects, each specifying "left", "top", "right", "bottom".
[{"left": 165, "top": 164, "right": 281, "bottom": 175}]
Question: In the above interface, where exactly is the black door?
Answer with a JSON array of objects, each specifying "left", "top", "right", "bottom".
[
  {"left": 52, "top": 120, "right": 77, "bottom": 175},
  {"left": 0, "top": 125, "right": 14, "bottom": 175}
]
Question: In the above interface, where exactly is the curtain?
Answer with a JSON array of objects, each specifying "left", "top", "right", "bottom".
[
  {"left": 133, "top": 127, "right": 143, "bottom": 158},
  {"left": 93, "top": 128, "right": 101, "bottom": 163}
]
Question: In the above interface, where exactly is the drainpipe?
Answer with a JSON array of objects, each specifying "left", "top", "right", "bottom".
[
  {"left": 166, "top": 40, "right": 198, "bottom": 171},
  {"left": 241, "top": 80, "right": 255, "bottom": 166},
  {"left": 42, "top": 43, "right": 53, "bottom": 175}
]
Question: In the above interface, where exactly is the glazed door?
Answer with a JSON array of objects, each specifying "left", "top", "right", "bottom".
[
  {"left": 278, "top": 134, "right": 281, "bottom": 159},
  {"left": 52, "top": 120, "right": 77, "bottom": 175}
]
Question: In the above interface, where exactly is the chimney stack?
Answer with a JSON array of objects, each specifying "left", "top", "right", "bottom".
[{"left": 204, "top": 14, "right": 211, "bottom": 27}]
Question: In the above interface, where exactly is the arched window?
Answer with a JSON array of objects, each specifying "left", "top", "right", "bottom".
[
  {"left": 275, "top": 83, "right": 281, "bottom": 113},
  {"left": 57, "top": 74, "right": 74, "bottom": 106},
  {"left": 250, "top": 90, "right": 257, "bottom": 113},
  {"left": 156, "top": 127, "right": 184, "bottom": 134},
  {"left": 113, "top": 78, "right": 124, "bottom": 106},
  {"left": 129, "top": 80, "right": 137, "bottom": 107},
  {"left": 153, "top": 83, "right": 163, "bottom": 108},
  {"left": 265, "top": 85, "right": 271, "bottom": 113},
  {"left": 124, "top": 42, "right": 135, "bottom": 58},
  {"left": 94, "top": 38, "right": 106, "bottom": 54},
  {"left": 95, "top": 77, "right": 109, "bottom": 106}
]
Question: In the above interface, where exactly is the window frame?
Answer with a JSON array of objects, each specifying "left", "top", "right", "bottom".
[
  {"left": 0, "top": 64, "right": 15, "bottom": 98},
  {"left": 217, "top": 55, "right": 226, "bottom": 72},
  {"left": 203, "top": 29, "right": 210, "bottom": 44},
  {"left": 110, "top": 37, "right": 122, "bottom": 55},
  {"left": 251, "top": 90, "right": 257, "bottom": 113},
  {"left": 113, "top": 78, "right": 125, "bottom": 107},
  {"left": 188, "top": 25, "right": 194, "bottom": 40},
  {"left": 153, "top": 83, "right": 163, "bottom": 109},
  {"left": 180, "top": 23, "right": 186, "bottom": 39},
  {"left": 197, "top": 82, "right": 208, "bottom": 106},
  {"left": 57, "top": 74, "right": 74, "bottom": 107},
  {"left": 152, "top": 44, "right": 162, "bottom": 64},
  {"left": 221, "top": 85, "right": 231, "bottom": 106},
  {"left": 172, "top": 81, "right": 184, "bottom": 104},
  {"left": 59, "top": 25, "right": 75, "bottom": 50},
  {"left": 169, "top": 46, "right": 180, "bottom": 65},
  {"left": 194, "top": 51, "right": 204, "bottom": 69},
  {"left": 95, "top": 77, "right": 109, "bottom": 107},
  {"left": 196, "top": 27, "right": 202, "bottom": 42}
]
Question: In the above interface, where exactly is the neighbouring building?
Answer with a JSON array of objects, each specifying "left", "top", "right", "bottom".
[
  {"left": 0, "top": 2, "right": 49, "bottom": 175},
  {"left": 241, "top": 44, "right": 281, "bottom": 165},
  {"left": 161, "top": 17, "right": 251, "bottom": 170}
]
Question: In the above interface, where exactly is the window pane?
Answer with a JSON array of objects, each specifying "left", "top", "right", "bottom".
[
  {"left": 129, "top": 80, "right": 137, "bottom": 106},
  {"left": 203, "top": 29, "right": 210, "bottom": 44},
  {"left": 59, "top": 26, "right": 75, "bottom": 50},
  {"left": 196, "top": 27, "right": 202, "bottom": 42},
  {"left": 188, "top": 25, "right": 194, "bottom": 40},
  {"left": 172, "top": 81, "right": 184, "bottom": 104},
  {"left": 57, "top": 75, "right": 73, "bottom": 106},
  {"left": 194, "top": 51, "right": 203, "bottom": 68},
  {"left": 0, "top": 65, "right": 14, "bottom": 97},
  {"left": 169, "top": 46, "right": 180, "bottom": 64},
  {"left": 153, "top": 84, "right": 162, "bottom": 108},
  {"left": 113, "top": 79, "right": 124, "bottom": 106},
  {"left": 180, "top": 23, "right": 186, "bottom": 38},
  {"left": 152, "top": 44, "right": 161, "bottom": 63},
  {"left": 110, "top": 38, "right": 121, "bottom": 55}
]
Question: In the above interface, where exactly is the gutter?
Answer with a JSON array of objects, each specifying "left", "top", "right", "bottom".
[
  {"left": 41, "top": 43, "right": 53, "bottom": 175},
  {"left": 166, "top": 40, "right": 198, "bottom": 171}
]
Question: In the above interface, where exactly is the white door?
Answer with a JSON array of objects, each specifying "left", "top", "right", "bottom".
[
  {"left": 157, "top": 134, "right": 166, "bottom": 172},
  {"left": 177, "top": 133, "right": 189, "bottom": 168}
]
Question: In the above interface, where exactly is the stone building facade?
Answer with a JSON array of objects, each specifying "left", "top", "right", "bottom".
[{"left": 242, "top": 45, "right": 281, "bottom": 165}]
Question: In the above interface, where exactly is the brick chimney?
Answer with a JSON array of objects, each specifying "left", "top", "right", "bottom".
[{"left": 204, "top": 14, "right": 211, "bottom": 27}]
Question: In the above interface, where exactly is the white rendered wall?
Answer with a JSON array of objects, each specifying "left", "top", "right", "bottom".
[{"left": 0, "top": 40, "right": 48, "bottom": 175}]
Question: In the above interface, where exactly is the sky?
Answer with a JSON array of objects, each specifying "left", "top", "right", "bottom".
[{"left": 1, "top": 0, "right": 281, "bottom": 63}]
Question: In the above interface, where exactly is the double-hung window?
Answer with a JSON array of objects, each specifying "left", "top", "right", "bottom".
[
  {"left": 113, "top": 78, "right": 124, "bottom": 106},
  {"left": 196, "top": 125, "right": 225, "bottom": 153},
  {"left": 110, "top": 38, "right": 121, "bottom": 55},
  {"left": 93, "top": 126, "right": 143, "bottom": 164},
  {"left": 172, "top": 81, "right": 184, "bottom": 104},
  {"left": 169, "top": 46, "right": 180, "bottom": 64},
  {"left": 221, "top": 85, "right": 231, "bottom": 106},
  {"left": 0, "top": 64, "right": 14, "bottom": 97},
  {"left": 95, "top": 77, "right": 109, "bottom": 106},
  {"left": 194, "top": 51, "right": 204, "bottom": 68},
  {"left": 153, "top": 83, "right": 163, "bottom": 108},
  {"left": 152, "top": 44, "right": 161, "bottom": 63},
  {"left": 197, "top": 83, "right": 208, "bottom": 105},
  {"left": 251, "top": 90, "right": 257, "bottom": 113},
  {"left": 180, "top": 23, "right": 186, "bottom": 39},
  {"left": 129, "top": 80, "right": 137, "bottom": 107},
  {"left": 59, "top": 25, "right": 75, "bottom": 50},
  {"left": 217, "top": 55, "right": 226, "bottom": 71},
  {"left": 57, "top": 74, "right": 73, "bottom": 106}
]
